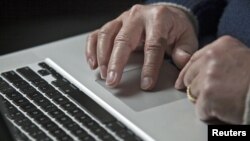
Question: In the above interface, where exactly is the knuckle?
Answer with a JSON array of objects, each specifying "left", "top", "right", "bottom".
[
  {"left": 205, "top": 67, "right": 218, "bottom": 79},
  {"left": 203, "top": 49, "right": 218, "bottom": 59},
  {"left": 201, "top": 80, "right": 214, "bottom": 100},
  {"left": 129, "top": 4, "right": 143, "bottom": 16},
  {"left": 218, "top": 35, "right": 235, "bottom": 43},
  {"left": 151, "top": 5, "right": 169, "bottom": 19},
  {"left": 215, "top": 35, "right": 241, "bottom": 47},
  {"left": 88, "top": 31, "right": 97, "bottom": 41},
  {"left": 145, "top": 38, "right": 166, "bottom": 52},
  {"left": 98, "top": 27, "right": 110, "bottom": 39},
  {"left": 142, "top": 64, "right": 160, "bottom": 75},
  {"left": 114, "top": 34, "right": 132, "bottom": 50}
]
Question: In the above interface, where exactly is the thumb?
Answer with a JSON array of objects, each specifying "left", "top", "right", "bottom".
[{"left": 172, "top": 30, "right": 198, "bottom": 69}]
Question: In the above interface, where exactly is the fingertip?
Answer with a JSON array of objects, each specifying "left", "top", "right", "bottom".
[
  {"left": 106, "top": 70, "right": 118, "bottom": 87},
  {"left": 141, "top": 76, "right": 153, "bottom": 90},
  {"left": 100, "top": 65, "right": 107, "bottom": 79}
]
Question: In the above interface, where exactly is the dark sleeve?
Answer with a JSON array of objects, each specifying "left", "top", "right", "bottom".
[
  {"left": 217, "top": 0, "right": 250, "bottom": 47},
  {"left": 145, "top": 0, "right": 204, "bottom": 9}
]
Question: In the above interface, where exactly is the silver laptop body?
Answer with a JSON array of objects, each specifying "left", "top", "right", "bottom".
[{"left": 0, "top": 33, "right": 206, "bottom": 141}]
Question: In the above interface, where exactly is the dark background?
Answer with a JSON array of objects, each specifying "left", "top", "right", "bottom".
[{"left": 0, "top": 0, "right": 142, "bottom": 55}]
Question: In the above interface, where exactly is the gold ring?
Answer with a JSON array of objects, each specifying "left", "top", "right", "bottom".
[{"left": 187, "top": 85, "right": 197, "bottom": 103}]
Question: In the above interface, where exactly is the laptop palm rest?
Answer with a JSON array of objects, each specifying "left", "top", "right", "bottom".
[{"left": 96, "top": 62, "right": 186, "bottom": 112}]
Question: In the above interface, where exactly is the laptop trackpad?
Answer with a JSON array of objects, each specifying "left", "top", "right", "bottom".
[{"left": 96, "top": 62, "right": 186, "bottom": 112}]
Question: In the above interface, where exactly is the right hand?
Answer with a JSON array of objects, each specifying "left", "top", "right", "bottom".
[{"left": 86, "top": 4, "right": 198, "bottom": 90}]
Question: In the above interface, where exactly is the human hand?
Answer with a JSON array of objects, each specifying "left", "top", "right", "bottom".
[
  {"left": 175, "top": 36, "right": 250, "bottom": 124},
  {"left": 86, "top": 4, "right": 198, "bottom": 90}
]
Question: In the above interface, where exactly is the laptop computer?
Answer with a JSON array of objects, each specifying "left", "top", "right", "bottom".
[{"left": 0, "top": 33, "right": 206, "bottom": 141}]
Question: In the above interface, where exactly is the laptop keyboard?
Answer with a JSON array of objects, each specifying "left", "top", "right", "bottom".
[{"left": 0, "top": 61, "right": 142, "bottom": 141}]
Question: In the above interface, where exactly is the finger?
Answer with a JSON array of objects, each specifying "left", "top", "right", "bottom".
[
  {"left": 172, "top": 27, "right": 198, "bottom": 69},
  {"left": 86, "top": 30, "right": 99, "bottom": 69},
  {"left": 175, "top": 45, "right": 211, "bottom": 89},
  {"left": 106, "top": 16, "right": 144, "bottom": 87},
  {"left": 141, "top": 25, "right": 167, "bottom": 90},
  {"left": 97, "top": 20, "right": 122, "bottom": 79},
  {"left": 183, "top": 56, "right": 205, "bottom": 87},
  {"left": 188, "top": 73, "right": 201, "bottom": 100},
  {"left": 195, "top": 88, "right": 215, "bottom": 122}
]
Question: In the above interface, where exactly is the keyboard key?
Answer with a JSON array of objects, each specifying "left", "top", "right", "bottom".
[
  {"left": 35, "top": 115, "right": 51, "bottom": 125},
  {"left": 12, "top": 97, "right": 29, "bottom": 106},
  {"left": 68, "top": 107, "right": 82, "bottom": 116},
  {"left": 85, "top": 120, "right": 99, "bottom": 130},
  {"left": 106, "top": 121, "right": 125, "bottom": 132},
  {"left": 22, "top": 122, "right": 37, "bottom": 132},
  {"left": 116, "top": 129, "right": 136, "bottom": 140},
  {"left": 52, "top": 78, "right": 69, "bottom": 87},
  {"left": 37, "top": 136, "right": 52, "bottom": 141},
  {"left": 38, "top": 62, "right": 50, "bottom": 69},
  {"left": 38, "top": 69, "right": 50, "bottom": 76},
  {"left": 42, "top": 121, "right": 58, "bottom": 131},
  {"left": 50, "top": 127, "right": 67, "bottom": 137},
  {"left": 79, "top": 135, "right": 95, "bottom": 141},
  {"left": 4, "top": 101, "right": 16, "bottom": 113},
  {"left": 75, "top": 112, "right": 92, "bottom": 123},
  {"left": 61, "top": 102, "right": 77, "bottom": 111},
  {"left": 28, "top": 109, "right": 43, "bottom": 118},
  {"left": 25, "top": 91, "right": 43, "bottom": 99},
  {"left": 19, "top": 85, "right": 36, "bottom": 94},
  {"left": 56, "top": 115, "right": 72, "bottom": 125},
  {"left": 40, "top": 63, "right": 63, "bottom": 79},
  {"left": 31, "top": 79, "right": 48, "bottom": 88},
  {"left": 12, "top": 80, "right": 29, "bottom": 89},
  {"left": 0, "top": 79, "right": 9, "bottom": 89},
  {"left": 59, "top": 84, "right": 79, "bottom": 94},
  {"left": 71, "top": 126, "right": 88, "bottom": 138},
  {"left": 40, "top": 103, "right": 57, "bottom": 112},
  {"left": 0, "top": 85, "right": 15, "bottom": 94},
  {"left": 17, "top": 67, "right": 41, "bottom": 81},
  {"left": 91, "top": 125, "right": 108, "bottom": 137},
  {"left": 15, "top": 117, "right": 29, "bottom": 126},
  {"left": 49, "top": 109, "right": 64, "bottom": 118},
  {"left": 5, "top": 91, "right": 22, "bottom": 101},
  {"left": 43, "top": 90, "right": 61, "bottom": 99},
  {"left": 53, "top": 96, "right": 69, "bottom": 105},
  {"left": 39, "top": 84, "right": 55, "bottom": 94},
  {"left": 99, "top": 133, "right": 116, "bottom": 141},
  {"left": 20, "top": 103, "right": 37, "bottom": 113},
  {"left": 7, "top": 110, "right": 24, "bottom": 120},
  {"left": 69, "top": 91, "right": 116, "bottom": 124},
  {"left": 29, "top": 129, "right": 45, "bottom": 138},
  {"left": 1, "top": 71, "right": 22, "bottom": 82},
  {"left": 63, "top": 121, "right": 79, "bottom": 131},
  {"left": 57, "top": 135, "right": 73, "bottom": 141},
  {"left": 33, "top": 96, "right": 51, "bottom": 107}
]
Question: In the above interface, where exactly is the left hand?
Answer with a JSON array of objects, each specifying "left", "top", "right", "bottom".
[{"left": 175, "top": 36, "right": 250, "bottom": 124}]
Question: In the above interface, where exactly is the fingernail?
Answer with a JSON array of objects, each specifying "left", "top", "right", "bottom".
[
  {"left": 88, "top": 58, "right": 94, "bottom": 69},
  {"left": 141, "top": 77, "right": 152, "bottom": 90},
  {"left": 100, "top": 65, "right": 107, "bottom": 79},
  {"left": 106, "top": 71, "right": 117, "bottom": 86}
]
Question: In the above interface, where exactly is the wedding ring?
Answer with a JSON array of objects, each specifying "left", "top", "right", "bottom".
[{"left": 187, "top": 85, "right": 197, "bottom": 103}]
